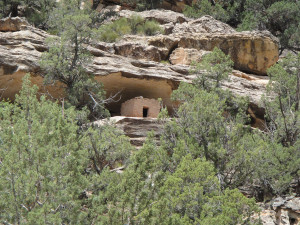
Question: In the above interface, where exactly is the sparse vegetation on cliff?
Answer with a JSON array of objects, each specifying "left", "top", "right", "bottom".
[
  {"left": 40, "top": 0, "right": 109, "bottom": 119},
  {"left": 98, "top": 14, "right": 163, "bottom": 42},
  {"left": 0, "top": 0, "right": 299, "bottom": 224},
  {"left": 183, "top": 0, "right": 300, "bottom": 53}
]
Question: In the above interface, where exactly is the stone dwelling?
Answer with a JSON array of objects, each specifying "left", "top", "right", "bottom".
[{"left": 120, "top": 97, "right": 160, "bottom": 118}]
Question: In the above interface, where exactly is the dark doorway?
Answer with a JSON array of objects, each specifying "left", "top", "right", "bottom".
[
  {"left": 143, "top": 107, "right": 149, "bottom": 117},
  {"left": 289, "top": 218, "right": 297, "bottom": 225}
]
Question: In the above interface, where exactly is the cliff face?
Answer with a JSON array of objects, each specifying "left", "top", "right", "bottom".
[
  {"left": 94, "top": 116, "right": 163, "bottom": 148},
  {"left": 0, "top": 10, "right": 275, "bottom": 126},
  {"left": 255, "top": 197, "right": 300, "bottom": 225},
  {"left": 113, "top": 10, "right": 279, "bottom": 75}
]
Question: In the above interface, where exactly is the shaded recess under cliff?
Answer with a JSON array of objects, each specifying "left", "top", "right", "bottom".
[
  {"left": 96, "top": 72, "right": 176, "bottom": 115},
  {"left": 0, "top": 15, "right": 273, "bottom": 128}
]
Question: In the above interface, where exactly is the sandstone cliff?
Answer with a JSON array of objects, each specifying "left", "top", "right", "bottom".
[
  {"left": 93, "top": 116, "right": 163, "bottom": 148},
  {"left": 0, "top": 10, "right": 275, "bottom": 127},
  {"left": 1, "top": 10, "right": 298, "bottom": 225},
  {"left": 256, "top": 197, "right": 300, "bottom": 225}
]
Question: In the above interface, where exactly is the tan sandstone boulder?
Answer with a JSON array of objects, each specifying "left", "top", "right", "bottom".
[
  {"left": 177, "top": 31, "right": 279, "bottom": 75},
  {"left": 0, "top": 17, "right": 30, "bottom": 32},
  {"left": 101, "top": 11, "right": 279, "bottom": 75},
  {"left": 169, "top": 47, "right": 210, "bottom": 65}
]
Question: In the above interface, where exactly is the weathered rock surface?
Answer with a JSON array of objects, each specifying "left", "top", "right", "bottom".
[
  {"left": 98, "top": 11, "right": 279, "bottom": 75},
  {"left": 94, "top": 116, "right": 163, "bottom": 148},
  {"left": 0, "top": 17, "right": 30, "bottom": 32},
  {"left": 255, "top": 197, "right": 300, "bottom": 225},
  {"left": 111, "top": 35, "right": 170, "bottom": 61},
  {"left": 119, "top": 9, "right": 188, "bottom": 24},
  {"left": 169, "top": 47, "right": 209, "bottom": 65},
  {"left": 171, "top": 15, "right": 236, "bottom": 34},
  {"left": 177, "top": 31, "right": 279, "bottom": 75},
  {"left": 0, "top": 15, "right": 269, "bottom": 125}
]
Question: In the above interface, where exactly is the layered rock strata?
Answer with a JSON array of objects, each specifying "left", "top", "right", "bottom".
[
  {"left": 103, "top": 11, "right": 279, "bottom": 75},
  {"left": 0, "top": 13, "right": 271, "bottom": 126},
  {"left": 93, "top": 116, "right": 163, "bottom": 148}
]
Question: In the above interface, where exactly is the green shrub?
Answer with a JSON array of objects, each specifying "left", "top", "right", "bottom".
[
  {"left": 160, "top": 60, "right": 170, "bottom": 65},
  {"left": 98, "top": 17, "right": 131, "bottom": 42},
  {"left": 183, "top": 0, "right": 229, "bottom": 22},
  {"left": 137, "top": 20, "right": 163, "bottom": 35},
  {"left": 98, "top": 15, "right": 163, "bottom": 42},
  {"left": 98, "top": 25, "right": 121, "bottom": 43},
  {"left": 128, "top": 14, "right": 144, "bottom": 34}
]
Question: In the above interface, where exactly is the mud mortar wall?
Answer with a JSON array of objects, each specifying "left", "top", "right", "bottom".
[{"left": 121, "top": 97, "right": 160, "bottom": 118}]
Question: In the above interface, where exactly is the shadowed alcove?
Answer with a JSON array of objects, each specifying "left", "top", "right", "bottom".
[{"left": 96, "top": 72, "right": 178, "bottom": 116}]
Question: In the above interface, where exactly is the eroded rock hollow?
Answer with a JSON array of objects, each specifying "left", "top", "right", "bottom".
[{"left": 0, "top": 11, "right": 275, "bottom": 127}]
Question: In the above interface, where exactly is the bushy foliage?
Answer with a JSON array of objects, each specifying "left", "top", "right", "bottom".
[
  {"left": 0, "top": 0, "right": 56, "bottom": 29},
  {"left": 191, "top": 47, "right": 233, "bottom": 90},
  {"left": 254, "top": 53, "right": 300, "bottom": 195},
  {"left": 98, "top": 14, "right": 163, "bottom": 42},
  {"left": 0, "top": 76, "right": 132, "bottom": 223},
  {"left": 264, "top": 53, "right": 300, "bottom": 146},
  {"left": 183, "top": 0, "right": 229, "bottom": 22},
  {"left": 40, "top": 0, "right": 109, "bottom": 119},
  {"left": 139, "top": 20, "right": 163, "bottom": 35},
  {"left": 98, "top": 17, "right": 132, "bottom": 42},
  {"left": 4, "top": 47, "right": 300, "bottom": 223},
  {"left": 128, "top": 14, "right": 145, "bottom": 34},
  {"left": 95, "top": 134, "right": 259, "bottom": 224}
]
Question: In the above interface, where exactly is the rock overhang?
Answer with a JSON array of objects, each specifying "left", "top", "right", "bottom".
[{"left": 0, "top": 14, "right": 275, "bottom": 125}]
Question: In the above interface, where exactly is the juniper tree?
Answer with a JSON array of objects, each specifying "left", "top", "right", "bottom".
[
  {"left": 0, "top": 76, "right": 89, "bottom": 223},
  {"left": 0, "top": 76, "right": 133, "bottom": 223},
  {"left": 0, "top": 0, "right": 56, "bottom": 29},
  {"left": 40, "top": 0, "right": 109, "bottom": 119},
  {"left": 183, "top": 0, "right": 229, "bottom": 22},
  {"left": 97, "top": 134, "right": 259, "bottom": 224},
  {"left": 150, "top": 155, "right": 258, "bottom": 225},
  {"left": 263, "top": 53, "right": 300, "bottom": 146},
  {"left": 191, "top": 47, "right": 233, "bottom": 90},
  {"left": 253, "top": 53, "right": 300, "bottom": 195}
]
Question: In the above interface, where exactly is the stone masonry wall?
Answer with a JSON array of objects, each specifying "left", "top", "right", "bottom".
[{"left": 121, "top": 97, "right": 161, "bottom": 118}]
